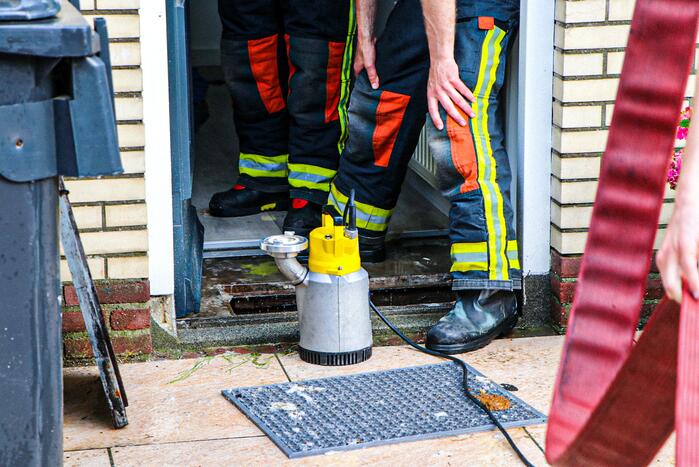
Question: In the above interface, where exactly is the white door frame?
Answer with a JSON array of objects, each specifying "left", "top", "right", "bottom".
[
  {"left": 517, "top": 0, "right": 554, "bottom": 276},
  {"left": 141, "top": 0, "right": 175, "bottom": 296}
]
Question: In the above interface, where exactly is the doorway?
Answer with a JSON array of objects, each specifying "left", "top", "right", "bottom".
[
  {"left": 165, "top": 0, "right": 553, "bottom": 340},
  {"left": 189, "top": 0, "right": 450, "bottom": 258}
]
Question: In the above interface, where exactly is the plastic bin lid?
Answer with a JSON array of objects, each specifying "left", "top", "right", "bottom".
[
  {"left": 0, "top": 0, "right": 60, "bottom": 21},
  {"left": 0, "top": 1, "right": 95, "bottom": 57}
]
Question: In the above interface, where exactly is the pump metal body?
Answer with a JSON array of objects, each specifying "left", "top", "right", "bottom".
[
  {"left": 295, "top": 268, "right": 372, "bottom": 365},
  {"left": 262, "top": 203, "right": 373, "bottom": 366}
]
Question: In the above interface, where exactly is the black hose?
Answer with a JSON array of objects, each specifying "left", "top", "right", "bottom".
[
  {"left": 342, "top": 195, "right": 350, "bottom": 225},
  {"left": 369, "top": 300, "right": 535, "bottom": 467},
  {"left": 341, "top": 189, "right": 357, "bottom": 228}
]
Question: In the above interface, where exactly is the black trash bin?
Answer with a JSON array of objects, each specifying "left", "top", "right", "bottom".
[{"left": 0, "top": 1, "right": 122, "bottom": 465}]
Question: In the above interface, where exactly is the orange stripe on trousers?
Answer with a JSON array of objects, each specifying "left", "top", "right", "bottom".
[
  {"left": 325, "top": 41, "right": 345, "bottom": 123},
  {"left": 248, "top": 35, "right": 285, "bottom": 114},
  {"left": 372, "top": 90, "right": 411, "bottom": 168},
  {"left": 446, "top": 113, "right": 479, "bottom": 193}
]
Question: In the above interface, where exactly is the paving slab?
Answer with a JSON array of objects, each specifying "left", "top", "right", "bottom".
[
  {"left": 111, "top": 429, "right": 545, "bottom": 466},
  {"left": 63, "top": 449, "right": 112, "bottom": 467},
  {"left": 64, "top": 335, "right": 675, "bottom": 465},
  {"left": 63, "top": 355, "right": 288, "bottom": 451}
]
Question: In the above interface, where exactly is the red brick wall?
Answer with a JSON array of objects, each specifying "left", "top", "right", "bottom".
[
  {"left": 550, "top": 250, "right": 665, "bottom": 330},
  {"left": 62, "top": 279, "right": 152, "bottom": 361}
]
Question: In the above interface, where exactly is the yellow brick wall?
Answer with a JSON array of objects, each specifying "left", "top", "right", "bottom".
[
  {"left": 61, "top": 0, "right": 148, "bottom": 281},
  {"left": 551, "top": 0, "right": 696, "bottom": 255}
]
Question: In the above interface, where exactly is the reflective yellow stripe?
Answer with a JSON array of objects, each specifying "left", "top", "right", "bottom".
[
  {"left": 260, "top": 203, "right": 277, "bottom": 212},
  {"left": 451, "top": 242, "right": 488, "bottom": 254},
  {"left": 288, "top": 164, "right": 336, "bottom": 178},
  {"left": 337, "top": 0, "right": 356, "bottom": 155},
  {"left": 240, "top": 167, "right": 288, "bottom": 178},
  {"left": 329, "top": 183, "right": 392, "bottom": 232},
  {"left": 507, "top": 239, "right": 520, "bottom": 270},
  {"left": 451, "top": 261, "right": 489, "bottom": 273},
  {"left": 472, "top": 28, "right": 509, "bottom": 281},
  {"left": 239, "top": 153, "right": 289, "bottom": 178},
  {"left": 330, "top": 184, "right": 392, "bottom": 218},
  {"left": 239, "top": 153, "right": 288, "bottom": 164},
  {"left": 288, "top": 163, "right": 336, "bottom": 191},
  {"left": 450, "top": 242, "right": 488, "bottom": 272},
  {"left": 488, "top": 30, "right": 509, "bottom": 279}
]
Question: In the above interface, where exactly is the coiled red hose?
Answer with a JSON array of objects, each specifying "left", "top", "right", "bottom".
[{"left": 546, "top": 1, "right": 699, "bottom": 465}]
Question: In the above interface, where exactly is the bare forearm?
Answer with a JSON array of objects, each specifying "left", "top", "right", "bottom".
[
  {"left": 420, "top": 0, "right": 455, "bottom": 61},
  {"left": 356, "top": 0, "right": 377, "bottom": 43},
  {"left": 658, "top": 77, "right": 699, "bottom": 302},
  {"left": 422, "top": 0, "right": 473, "bottom": 128}
]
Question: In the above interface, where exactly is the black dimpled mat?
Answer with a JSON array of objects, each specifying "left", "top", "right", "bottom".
[{"left": 222, "top": 361, "right": 546, "bottom": 458}]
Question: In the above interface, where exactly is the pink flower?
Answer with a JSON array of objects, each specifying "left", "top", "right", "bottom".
[
  {"left": 668, "top": 106, "right": 691, "bottom": 188},
  {"left": 667, "top": 150, "right": 683, "bottom": 190},
  {"left": 681, "top": 106, "right": 693, "bottom": 121}
]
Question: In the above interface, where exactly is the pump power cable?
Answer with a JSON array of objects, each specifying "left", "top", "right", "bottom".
[
  {"left": 368, "top": 300, "right": 535, "bottom": 466},
  {"left": 545, "top": 1, "right": 699, "bottom": 465},
  {"left": 335, "top": 187, "right": 534, "bottom": 465}
]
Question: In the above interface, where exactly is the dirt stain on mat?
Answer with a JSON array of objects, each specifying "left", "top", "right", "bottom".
[{"left": 475, "top": 390, "right": 511, "bottom": 411}]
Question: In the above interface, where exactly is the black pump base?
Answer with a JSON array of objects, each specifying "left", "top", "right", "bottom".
[{"left": 299, "top": 346, "right": 372, "bottom": 366}]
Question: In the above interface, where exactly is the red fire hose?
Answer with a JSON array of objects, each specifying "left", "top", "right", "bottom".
[{"left": 545, "top": 1, "right": 699, "bottom": 465}]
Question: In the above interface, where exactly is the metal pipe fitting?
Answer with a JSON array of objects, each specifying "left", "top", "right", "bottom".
[
  {"left": 274, "top": 256, "right": 308, "bottom": 286},
  {"left": 260, "top": 232, "right": 309, "bottom": 286}
]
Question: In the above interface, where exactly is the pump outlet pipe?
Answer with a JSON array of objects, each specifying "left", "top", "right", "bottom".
[{"left": 260, "top": 232, "right": 309, "bottom": 286}]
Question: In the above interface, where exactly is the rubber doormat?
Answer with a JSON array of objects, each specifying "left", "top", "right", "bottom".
[{"left": 222, "top": 362, "right": 546, "bottom": 458}]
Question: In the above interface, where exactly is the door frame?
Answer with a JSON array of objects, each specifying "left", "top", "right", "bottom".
[
  {"left": 153, "top": 0, "right": 555, "bottom": 315},
  {"left": 516, "top": 0, "right": 554, "bottom": 277},
  {"left": 141, "top": 0, "right": 175, "bottom": 297}
]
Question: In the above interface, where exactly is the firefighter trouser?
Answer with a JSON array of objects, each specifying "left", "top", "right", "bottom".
[
  {"left": 218, "top": 0, "right": 355, "bottom": 204},
  {"left": 330, "top": 0, "right": 521, "bottom": 291}
]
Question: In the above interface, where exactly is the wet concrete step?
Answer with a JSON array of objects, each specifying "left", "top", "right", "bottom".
[
  {"left": 176, "top": 303, "right": 452, "bottom": 348},
  {"left": 171, "top": 237, "right": 554, "bottom": 349},
  {"left": 197, "top": 237, "right": 454, "bottom": 319}
]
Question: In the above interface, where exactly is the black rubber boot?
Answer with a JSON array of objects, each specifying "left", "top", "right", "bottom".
[
  {"left": 359, "top": 232, "right": 387, "bottom": 263},
  {"left": 426, "top": 289, "right": 518, "bottom": 354},
  {"left": 282, "top": 199, "right": 322, "bottom": 239},
  {"left": 208, "top": 185, "right": 289, "bottom": 217}
]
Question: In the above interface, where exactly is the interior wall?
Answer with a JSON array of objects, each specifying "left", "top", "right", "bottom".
[
  {"left": 189, "top": 0, "right": 394, "bottom": 67},
  {"left": 189, "top": 0, "right": 221, "bottom": 67}
]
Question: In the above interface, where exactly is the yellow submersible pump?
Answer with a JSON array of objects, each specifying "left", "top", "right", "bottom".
[
  {"left": 261, "top": 191, "right": 535, "bottom": 464},
  {"left": 261, "top": 191, "right": 372, "bottom": 366}
]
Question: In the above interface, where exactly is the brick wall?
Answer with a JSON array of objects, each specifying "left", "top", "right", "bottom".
[
  {"left": 550, "top": 0, "right": 696, "bottom": 328},
  {"left": 62, "top": 0, "right": 151, "bottom": 361},
  {"left": 62, "top": 281, "right": 152, "bottom": 360}
]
